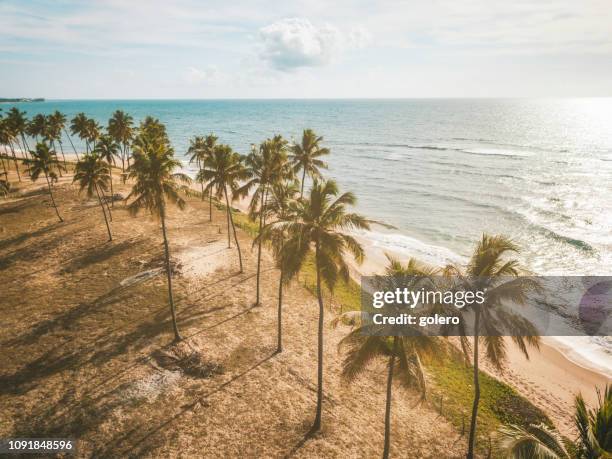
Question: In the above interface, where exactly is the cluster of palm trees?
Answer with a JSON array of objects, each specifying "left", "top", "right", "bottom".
[
  {"left": 0, "top": 108, "right": 134, "bottom": 191},
  {"left": 2, "top": 107, "right": 609, "bottom": 458}
]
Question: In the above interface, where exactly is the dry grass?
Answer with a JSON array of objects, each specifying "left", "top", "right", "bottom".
[{"left": 1, "top": 164, "right": 468, "bottom": 458}]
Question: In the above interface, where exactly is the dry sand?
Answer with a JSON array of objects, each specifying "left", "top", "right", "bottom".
[
  {"left": 0, "top": 166, "right": 466, "bottom": 458},
  {"left": 1, "top": 160, "right": 609, "bottom": 457}
]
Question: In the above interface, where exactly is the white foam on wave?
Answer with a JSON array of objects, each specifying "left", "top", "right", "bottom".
[
  {"left": 461, "top": 147, "right": 533, "bottom": 157},
  {"left": 354, "top": 229, "right": 467, "bottom": 268}
]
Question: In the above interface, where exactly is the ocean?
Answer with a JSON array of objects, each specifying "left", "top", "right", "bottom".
[{"left": 4, "top": 98, "right": 611, "bottom": 373}]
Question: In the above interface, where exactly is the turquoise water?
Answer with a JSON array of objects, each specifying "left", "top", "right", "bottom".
[{"left": 3, "top": 99, "right": 611, "bottom": 276}]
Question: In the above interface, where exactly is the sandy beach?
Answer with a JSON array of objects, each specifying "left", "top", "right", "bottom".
[{"left": 1, "top": 155, "right": 609, "bottom": 456}]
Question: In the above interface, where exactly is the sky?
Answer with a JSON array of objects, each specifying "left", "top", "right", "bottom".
[{"left": 1, "top": 0, "right": 612, "bottom": 99}]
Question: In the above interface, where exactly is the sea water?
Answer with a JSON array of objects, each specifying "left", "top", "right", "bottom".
[{"left": 4, "top": 98, "right": 611, "bottom": 372}]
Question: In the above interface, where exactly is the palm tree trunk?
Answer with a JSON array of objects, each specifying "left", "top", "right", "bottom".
[
  {"left": 224, "top": 185, "right": 243, "bottom": 273},
  {"left": 225, "top": 189, "right": 231, "bottom": 248},
  {"left": 44, "top": 172, "right": 63, "bottom": 222},
  {"left": 467, "top": 310, "right": 481, "bottom": 459},
  {"left": 104, "top": 194, "right": 113, "bottom": 221},
  {"left": 121, "top": 144, "right": 126, "bottom": 174},
  {"left": 383, "top": 337, "right": 398, "bottom": 459},
  {"left": 109, "top": 167, "right": 115, "bottom": 208},
  {"left": 277, "top": 245, "right": 284, "bottom": 354},
  {"left": 161, "top": 205, "right": 182, "bottom": 342},
  {"left": 199, "top": 165, "right": 205, "bottom": 201},
  {"left": 50, "top": 141, "right": 62, "bottom": 178},
  {"left": 300, "top": 168, "right": 306, "bottom": 199},
  {"left": 255, "top": 187, "right": 266, "bottom": 305},
  {"left": 209, "top": 189, "right": 213, "bottom": 222},
  {"left": 58, "top": 141, "right": 67, "bottom": 170},
  {"left": 20, "top": 134, "right": 31, "bottom": 160},
  {"left": 94, "top": 184, "right": 112, "bottom": 241},
  {"left": 64, "top": 128, "right": 79, "bottom": 161},
  {"left": 8, "top": 141, "right": 21, "bottom": 182},
  {"left": 312, "top": 240, "right": 324, "bottom": 433}
]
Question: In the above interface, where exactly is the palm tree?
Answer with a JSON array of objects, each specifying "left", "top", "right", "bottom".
[
  {"left": 28, "top": 114, "right": 47, "bottom": 142},
  {"left": 197, "top": 144, "right": 249, "bottom": 273},
  {"left": 86, "top": 118, "right": 101, "bottom": 151},
  {"left": 73, "top": 153, "right": 113, "bottom": 241},
  {"left": 108, "top": 110, "right": 134, "bottom": 173},
  {"left": 23, "top": 142, "right": 66, "bottom": 222},
  {"left": 443, "top": 234, "right": 541, "bottom": 458},
  {"left": 238, "top": 135, "right": 292, "bottom": 306},
  {"left": 257, "top": 180, "right": 299, "bottom": 352},
  {"left": 47, "top": 111, "right": 68, "bottom": 169},
  {"left": 70, "top": 113, "right": 90, "bottom": 153},
  {"left": 203, "top": 134, "right": 218, "bottom": 221},
  {"left": 339, "top": 256, "right": 445, "bottom": 459},
  {"left": 498, "top": 385, "right": 611, "bottom": 458},
  {"left": 126, "top": 118, "right": 191, "bottom": 342},
  {"left": 276, "top": 179, "right": 370, "bottom": 433},
  {"left": 6, "top": 107, "right": 30, "bottom": 160},
  {"left": 94, "top": 134, "right": 120, "bottom": 208},
  {"left": 0, "top": 117, "right": 22, "bottom": 182},
  {"left": 188, "top": 136, "right": 207, "bottom": 200},
  {"left": 290, "top": 129, "right": 330, "bottom": 198}
]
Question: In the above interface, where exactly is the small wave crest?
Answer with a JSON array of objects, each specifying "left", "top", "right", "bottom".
[{"left": 356, "top": 229, "right": 466, "bottom": 267}]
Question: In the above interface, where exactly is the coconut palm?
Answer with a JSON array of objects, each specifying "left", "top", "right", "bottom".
[
  {"left": 108, "top": 110, "right": 134, "bottom": 173},
  {"left": 47, "top": 111, "right": 68, "bottom": 169},
  {"left": 197, "top": 144, "right": 248, "bottom": 273},
  {"left": 290, "top": 129, "right": 329, "bottom": 198},
  {"left": 276, "top": 179, "right": 370, "bottom": 432},
  {"left": 23, "top": 142, "right": 66, "bottom": 222},
  {"left": 0, "top": 117, "right": 22, "bottom": 182},
  {"left": 237, "top": 135, "right": 292, "bottom": 306},
  {"left": 339, "top": 257, "right": 445, "bottom": 459},
  {"left": 256, "top": 180, "right": 299, "bottom": 352},
  {"left": 94, "top": 134, "right": 120, "bottom": 208},
  {"left": 73, "top": 153, "right": 113, "bottom": 241},
  {"left": 86, "top": 118, "right": 101, "bottom": 151},
  {"left": 202, "top": 134, "right": 218, "bottom": 221},
  {"left": 442, "top": 234, "right": 541, "bottom": 458},
  {"left": 6, "top": 107, "right": 30, "bottom": 160},
  {"left": 28, "top": 114, "right": 47, "bottom": 142},
  {"left": 70, "top": 113, "right": 90, "bottom": 153},
  {"left": 126, "top": 118, "right": 191, "bottom": 342},
  {"left": 498, "top": 385, "right": 611, "bottom": 458},
  {"left": 188, "top": 136, "right": 207, "bottom": 200}
]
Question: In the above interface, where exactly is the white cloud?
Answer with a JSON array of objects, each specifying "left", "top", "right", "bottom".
[
  {"left": 184, "top": 65, "right": 220, "bottom": 84},
  {"left": 258, "top": 18, "right": 367, "bottom": 71}
]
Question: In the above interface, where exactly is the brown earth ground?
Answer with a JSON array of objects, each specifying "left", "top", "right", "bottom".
[{"left": 0, "top": 165, "right": 467, "bottom": 458}]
